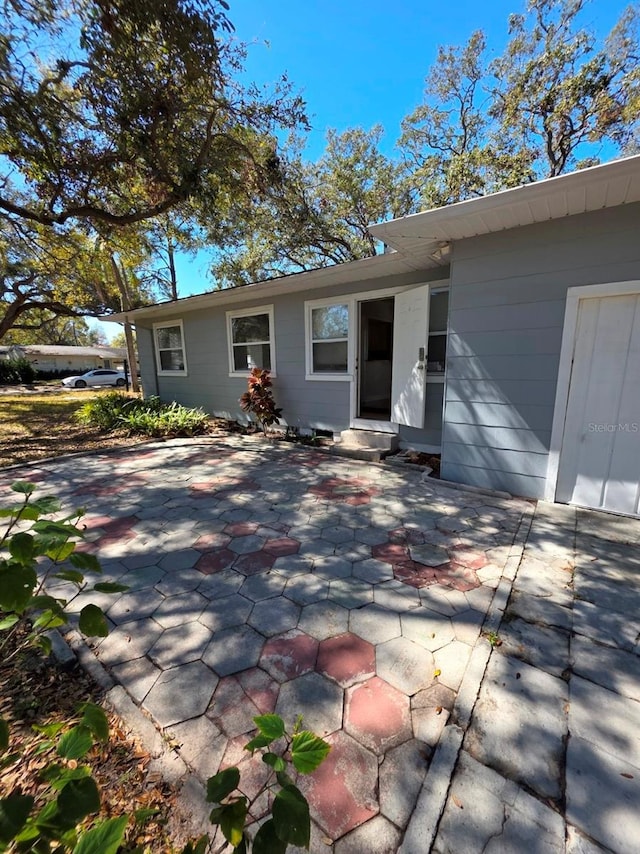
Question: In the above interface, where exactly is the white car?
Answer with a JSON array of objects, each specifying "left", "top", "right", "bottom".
[{"left": 61, "top": 369, "right": 127, "bottom": 389}]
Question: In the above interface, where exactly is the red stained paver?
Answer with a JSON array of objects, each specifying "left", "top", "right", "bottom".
[
  {"left": 448, "top": 546, "right": 488, "bottom": 570},
  {"left": 195, "top": 549, "right": 236, "bottom": 575},
  {"left": 234, "top": 551, "right": 275, "bottom": 576},
  {"left": 371, "top": 542, "right": 409, "bottom": 564},
  {"left": 393, "top": 560, "right": 438, "bottom": 589},
  {"left": 100, "top": 516, "right": 138, "bottom": 536},
  {"left": 236, "top": 667, "right": 280, "bottom": 714},
  {"left": 317, "top": 633, "right": 375, "bottom": 688},
  {"left": 193, "top": 532, "right": 231, "bottom": 551},
  {"left": 224, "top": 521, "right": 258, "bottom": 537},
  {"left": 263, "top": 537, "right": 300, "bottom": 557},
  {"left": 388, "top": 527, "right": 426, "bottom": 546},
  {"left": 434, "top": 562, "right": 480, "bottom": 592},
  {"left": 309, "top": 477, "right": 380, "bottom": 506},
  {"left": 260, "top": 630, "right": 319, "bottom": 683},
  {"left": 300, "top": 731, "right": 379, "bottom": 839},
  {"left": 189, "top": 480, "right": 218, "bottom": 493},
  {"left": 344, "top": 676, "right": 412, "bottom": 755}
]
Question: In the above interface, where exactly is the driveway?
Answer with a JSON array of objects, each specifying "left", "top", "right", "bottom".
[{"left": 3, "top": 437, "right": 639, "bottom": 852}]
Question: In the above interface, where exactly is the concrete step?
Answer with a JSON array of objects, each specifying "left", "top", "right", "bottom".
[
  {"left": 330, "top": 445, "right": 383, "bottom": 463},
  {"left": 339, "top": 429, "right": 399, "bottom": 453}
]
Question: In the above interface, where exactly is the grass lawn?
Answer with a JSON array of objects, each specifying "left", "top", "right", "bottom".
[{"left": 0, "top": 388, "right": 146, "bottom": 468}]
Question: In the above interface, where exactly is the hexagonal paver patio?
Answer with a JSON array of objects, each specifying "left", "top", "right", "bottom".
[{"left": 11, "top": 436, "right": 532, "bottom": 850}]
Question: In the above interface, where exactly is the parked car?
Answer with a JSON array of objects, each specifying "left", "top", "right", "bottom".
[{"left": 61, "top": 369, "right": 127, "bottom": 389}]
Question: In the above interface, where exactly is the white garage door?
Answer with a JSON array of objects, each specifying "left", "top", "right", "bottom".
[{"left": 556, "top": 293, "right": 640, "bottom": 516}]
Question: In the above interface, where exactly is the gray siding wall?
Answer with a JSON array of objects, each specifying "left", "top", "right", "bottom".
[
  {"left": 135, "top": 267, "right": 447, "bottom": 436},
  {"left": 441, "top": 202, "right": 640, "bottom": 499}
]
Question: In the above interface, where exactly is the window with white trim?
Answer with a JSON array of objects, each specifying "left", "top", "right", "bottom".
[
  {"left": 227, "top": 306, "right": 275, "bottom": 375},
  {"left": 307, "top": 302, "right": 350, "bottom": 378},
  {"left": 154, "top": 321, "right": 187, "bottom": 374}
]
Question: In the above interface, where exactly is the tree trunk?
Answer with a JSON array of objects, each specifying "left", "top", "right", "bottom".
[
  {"left": 109, "top": 254, "right": 140, "bottom": 393},
  {"left": 167, "top": 238, "right": 178, "bottom": 301}
]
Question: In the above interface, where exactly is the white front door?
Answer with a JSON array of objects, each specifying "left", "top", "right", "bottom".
[
  {"left": 390, "top": 284, "right": 429, "bottom": 429},
  {"left": 556, "top": 292, "right": 640, "bottom": 515}
]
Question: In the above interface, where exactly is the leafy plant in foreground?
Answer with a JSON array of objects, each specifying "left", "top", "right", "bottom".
[
  {"left": 205, "top": 713, "right": 330, "bottom": 853},
  {"left": 0, "top": 482, "right": 128, "bottom": 662},
  {"left": 0, "top": 704, "right": 132, "bottom": 854},
  {"left": 239, "top": 369, "right": 283, "bottom": 435}
]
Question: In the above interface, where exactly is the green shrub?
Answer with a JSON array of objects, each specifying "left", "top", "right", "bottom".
[
  {"left": 76, "top": 393, "right": 208, "bottom": 438},
  {"left": 0, "top": 357, "right": 36, "bottom": 384},
  {"left": 119, "top": 401, "right": 209, "bottom": 437},
  {"left": 75, "top": 392, "right": 158, "bottom": 431}
]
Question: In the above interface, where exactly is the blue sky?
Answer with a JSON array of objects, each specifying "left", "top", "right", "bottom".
[{"left": 99, "top": 0, "right": 630, "bottom": 338}]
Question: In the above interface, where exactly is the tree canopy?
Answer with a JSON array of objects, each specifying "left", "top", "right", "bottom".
[
  {"left": 0, "top": 0, "right": 305, "bottom": 229},
  {"left": 0, "top": 0, "right": 307, "bottom": 339},
  {"left": 212, "top": 0, "right": 640, "bottom": 283}
]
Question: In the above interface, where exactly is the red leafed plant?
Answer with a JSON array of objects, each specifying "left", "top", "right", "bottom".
[{"left": 239, "top": 368, "right": 283, "bottom": 434}]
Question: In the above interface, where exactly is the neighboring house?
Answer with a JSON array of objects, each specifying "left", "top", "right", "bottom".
[
  {"left": 0, "top": 345, "right": 127, "bottom": 373},
  {"left": 104, "top": 156, "right": 640, "bottom": 517}
]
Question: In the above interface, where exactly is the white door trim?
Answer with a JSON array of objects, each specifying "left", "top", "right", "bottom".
[
  {"left": 545, "top": 279, "right": 640, "bottom": 502},
  {"left": 348, "top": 280, "right": 444, "bottom": 430}
]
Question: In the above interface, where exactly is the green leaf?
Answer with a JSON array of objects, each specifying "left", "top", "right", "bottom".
[
  {"left": 219, "top": 799, "right": 247, "bottom": 847},
  {"left": 0, "top": 614, "right": 19, "bottom": 631},
  {"left": 40, "top": 764, "right": 91, "bottom": 790},
  {"left": 69, "top": 553, "right": 102, "bottom": 573},
  {"left": 31, "top": 496, "right": 61, "bottom": 514},
  {"left": 14, "top": 506, "right": 41, "bottom": 521},
  {"left": 32, "top": 722, "right": 66, "bottom": 739},
  {"left": 30, "top": 594, "right": 64, "bottom": 610},
  {"left": 45, "top": 541, "right": 76, "bottom": 562},
  {"left": 253, "top": 714, "right": 285, "bottom": 740},
  {"left": 206, "top": 767, "right": 240, "bottom": 803},
  {"left": 232, "top": 836, "right": 247, "bottom": 854},
  {"left": 9, "top": 532, "right": 34, "bottom": 563},
  {"left": 262, "top": 752, "right": 286, "bottom": 772},
  {"left": 78, "top": 604, "right": 108, "bottom": 637},
  {"left": 253, "top": 819, "right": 287, "bottom": 854},
  {"left": 54, "top": 569, "right": 85, "bottom": 584},
  {"left": 11, "top": 481, "right": 36, "bottom": 495},
  {"left": 79, "top": 703, "right": 109, "bottom": 742},
  {"left": 243, "top": 734, "right": 273, "bottom": 753},
  {"left": 57, "top": 726, "right": 93, "bottom": 760},
  {"left": 272, "top": 785, "right": 310, "bottom": 847},
  {"left": 32, "top": 610, "right": 66, "bottom": 632},
  {"left": 291, "top": 731, "right": 331, "bottom": 774},
  {"left": 72, "top": 815, "right": 128, "bottom": 854},
  {"left": 34, "top": 634, "right": 53, "bottom": 656},
  {"left": 133, "top": 807, "right": 159, "bottom": 824},
  {"left": 276, "top": 770, "right": 294, "bottom": 788},
  {"left": 32, "top": 520, "right": 81, "bottom": 538},
  {"left": 180, "top": 835, "right": 209, "bottom": 854},
  {"left": 0, "top": 719, "right": 8, "bottom": 753},
  {"left": 0, "top": 565, "right": 37, "bottom": 612},
  {"left": 57, "top": 778, "right": 100, "bottom": 824},
  {"left": 0, "top": 792, "right": 34, "bottom": 843},
  {"left": 92, "top": 582, "right": 129, "bottom": 594}
]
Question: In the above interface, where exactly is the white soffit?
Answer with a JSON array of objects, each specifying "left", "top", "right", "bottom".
[
  {"left": 370, "top": 155, "right": 640, "bottom": 253},
  {"left": 100, "top": 240, "right": 447, "bottom": 323}
]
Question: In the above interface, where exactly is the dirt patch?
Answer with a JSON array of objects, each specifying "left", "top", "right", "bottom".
[
  {"left": 0, "top": 626, "right": 193, "bottom": 851},
  {"left": 0, "top": 389, "right": 150, "bottom": 467}
]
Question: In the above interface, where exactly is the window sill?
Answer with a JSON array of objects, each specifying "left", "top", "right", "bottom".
[
  {"left": 157, "top": 370, "right": 188, "bottom": 377},
  {"left": 305, "top": 373, "right": 352, "bottom": 382},
  {"left": 229, "top": 371, "right": 278, "bottom": 379}
]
